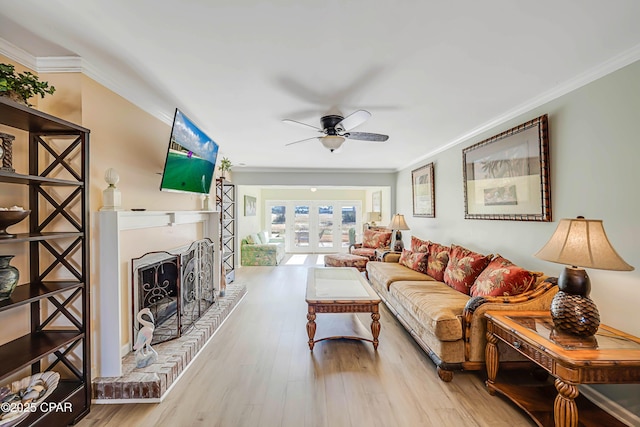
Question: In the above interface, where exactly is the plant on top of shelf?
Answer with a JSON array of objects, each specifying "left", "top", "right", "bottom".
[
  {"left": 0, "top": 63, "right": 56, "bottom": 107},
  {"left": 218, "top": 157, "right": 232, "bottom": 179}
]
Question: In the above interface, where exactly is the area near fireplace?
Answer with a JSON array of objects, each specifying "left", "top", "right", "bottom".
[{"left": 92, "top": 281, "right": 246, "bottom": 402}]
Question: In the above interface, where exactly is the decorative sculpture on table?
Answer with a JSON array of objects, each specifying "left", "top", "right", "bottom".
[
  {"left": 134, "top": 307, "right": 157, "bottom": 368},
  {"left": 99, "top": 168, "right": 122, "bottom": 211}
]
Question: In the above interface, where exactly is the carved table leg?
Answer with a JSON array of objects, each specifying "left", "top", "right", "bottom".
[
  {"left": 554, "top": 378, "right": 579, "bottom": 427},
  {"left": 371, "top": 306, "right": 381, "bottom": 350},
  {"left": 307, "top": 306, "right": 316, "bottom": 351},
  {"left": 485, "top": 331, "right": 499, "bottom": 395}
]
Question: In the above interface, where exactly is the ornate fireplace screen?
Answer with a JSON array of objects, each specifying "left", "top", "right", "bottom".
[{"left": 132, "top": 238, "right": 216, "bottom": 345}]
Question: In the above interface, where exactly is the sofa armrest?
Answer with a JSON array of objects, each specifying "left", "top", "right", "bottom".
[
  {"left": 349, "top": 243, "right": 363, "bottom": 253},
  {"left": 462, "top": 277, "right": 558, "bottom": 362},
  {"left": 380, "top": 251, "right": 401, "bottom": 263}
]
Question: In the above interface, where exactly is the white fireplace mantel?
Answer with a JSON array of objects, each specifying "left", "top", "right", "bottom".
[{"left": 98, "top": 210, "right": 220, "bottom": 377}]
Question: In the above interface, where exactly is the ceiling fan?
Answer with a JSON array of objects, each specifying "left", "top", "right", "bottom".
[{"left": 283, "top": 110, "right": 389, "bottom": 152}]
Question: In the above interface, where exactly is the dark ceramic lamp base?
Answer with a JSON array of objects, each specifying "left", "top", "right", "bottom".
[
  {"left": 550, "top": 267, "right": 600, "bottom": 336},
  {"left": 550, "top": 291, "right": 600, "bottom": 336}
]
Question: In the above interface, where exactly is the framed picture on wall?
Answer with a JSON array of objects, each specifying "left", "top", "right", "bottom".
[
  {"left": 412, "top": 162, "right": 435, "bottom": 217},
  {"left": 244, "top": 195, "right": 256, "bottom": 216},
  {"left": 372, "top": 191, "right": 381, "bottom": 214},
  {"left": 462, "top": 114, "right": 551, "bottom": 221}
]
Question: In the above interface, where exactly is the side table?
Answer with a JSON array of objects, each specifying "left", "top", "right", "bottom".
[{"left": 485, "top": 310, "right": 640, "bottom": 427}]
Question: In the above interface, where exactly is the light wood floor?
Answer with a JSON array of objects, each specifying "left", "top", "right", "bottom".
[{"left": 79, "top": 256, "right": 535, "bottom": 427}]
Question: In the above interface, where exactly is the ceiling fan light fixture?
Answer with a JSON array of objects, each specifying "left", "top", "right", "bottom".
[{"left": 320, "top": 135, "right": 345, "bottom": 152}]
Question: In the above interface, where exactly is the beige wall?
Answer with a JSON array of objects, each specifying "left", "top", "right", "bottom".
[
  {"left": 394, "top": 59, "right": 640, "bottom": 413},
  {"left": 0, "top": 57, "right": 211, "bottom": 378}
]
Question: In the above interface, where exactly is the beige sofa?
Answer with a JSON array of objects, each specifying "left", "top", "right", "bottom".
[{"left": 366, "top": 257, "right": 558, "bottom": 382}]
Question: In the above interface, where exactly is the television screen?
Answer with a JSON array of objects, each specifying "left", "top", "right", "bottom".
[{"left": 160, "top": 109, "right": 219, "bottom": 194}]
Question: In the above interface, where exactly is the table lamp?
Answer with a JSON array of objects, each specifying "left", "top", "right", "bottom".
[
  {"left": 534, "top": 217, "right": 634, "bottom": 336},
  {"left": 367, "top": 212, "right": 381, "bottom": 227},
  {"left": 388, "top": 214, "right": 410, "bottom": 252}
]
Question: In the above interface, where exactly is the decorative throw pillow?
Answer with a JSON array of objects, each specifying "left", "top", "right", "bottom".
[
  {"left": 411, "top": 236, "right": 430, "bottom": 252},
  {"left": 258, "top": 231, "right": 269, "bottom": 244},
  {"left": 362, "top": 229, "right": 392, "bottom": 249},
  {"left": 471, "top": 256, "right": 539, "bottom": 297},
  {"left": 443, "top": 244, "right": 492, "bottom": 294},
  {"left": 426, "top": 242, "right": 450, "bottom": 282},
  {"left": 399, "top": 249, "right": 428, "bottom": 274}
]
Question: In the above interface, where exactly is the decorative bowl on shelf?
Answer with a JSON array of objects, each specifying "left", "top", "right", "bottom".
[
  {"left": 0, "top": 371, "right": 60, "bottom": 426},
  {"left": 0, "top": 210, "right": 30, "bottom": 239}
]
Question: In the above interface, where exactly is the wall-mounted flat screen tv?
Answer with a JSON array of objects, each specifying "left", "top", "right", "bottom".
[{"left": 160, "top": 109, "right": 219, "bottom": 195}]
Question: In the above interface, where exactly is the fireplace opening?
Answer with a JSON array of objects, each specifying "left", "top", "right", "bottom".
[{"left": 132, "top": 238, "right": 216, "bottom": 345}]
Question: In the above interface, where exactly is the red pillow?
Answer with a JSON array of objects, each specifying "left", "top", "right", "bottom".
[
  {"left": 362, "top": 229, "right": 392, "bottom": 249},
  {"left": 426, "top": 242, "right": 449, "bottom": 282},
  {"left": 411, "top": 236, "right": 430, "bottom": 253},
  {"left": 443, "top": 245, "right": 492, "bottom": 294},
  {"left": 471, "top": 256, "right": 539, "bottom": 297},
  {"left": 399, "top": 249, "right": 428, "bottom": 274}
]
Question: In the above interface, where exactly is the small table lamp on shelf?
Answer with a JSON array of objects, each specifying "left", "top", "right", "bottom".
[
  {"left": 388, "top": 213, "right": 410, "bottom": 252},
  {"left": 367, "top": 212, "right": 381, "bottom": 227},
  {"left": 534, "top": 217, "right": 634, "bottom": 336}
]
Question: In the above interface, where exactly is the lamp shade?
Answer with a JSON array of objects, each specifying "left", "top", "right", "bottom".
[
  {"left": 367, "top": 212, "right": 381, "bottom": 222},
  {"left": 388, "top": 214, "right": 410, "bottom": 230},
  {"left": 535, "top": 218, "right": 634, "bottom": 271}
]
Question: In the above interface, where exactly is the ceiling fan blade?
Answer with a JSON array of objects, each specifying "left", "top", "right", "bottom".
[
  {"left": 345, "top": 132, "right": 389, "bottom": 142},
  {"left": 335, "top": 110, "right": 371, "bottom": 132},
  {"left": 282, "top": 118, "right": 322, "bottom": 132},
  {"left": 285, "top": 136, "right": 320, "bottom": 146}
]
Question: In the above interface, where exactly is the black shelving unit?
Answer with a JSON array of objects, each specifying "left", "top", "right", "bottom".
[
  {"left": 0, "top": 96, "right": 90, "bottom": 425},
  {"left": 215, "top": 178, "right": 235, "bottom": 283}
]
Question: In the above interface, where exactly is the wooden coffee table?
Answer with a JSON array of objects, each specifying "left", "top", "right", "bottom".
[
  {"left": 305, "top": 267, "right": 381, "bottom": 350},
  {"left": 485, "top": 310, "right": 640, "bottom": 427}
]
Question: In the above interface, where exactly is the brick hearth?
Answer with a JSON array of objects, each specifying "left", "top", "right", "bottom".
[{"left": 92, "top": 282, "right": 247, "bottom": 403}]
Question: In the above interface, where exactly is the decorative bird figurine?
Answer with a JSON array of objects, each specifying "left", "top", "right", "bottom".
[{"left": 134, "top": 307, "right": 157, "bottom": 367}]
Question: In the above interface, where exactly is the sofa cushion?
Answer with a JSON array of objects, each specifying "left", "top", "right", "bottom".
[
  {"left": 389, "top": 281, "right": 470, "bottom": 341},
  {"left": 426, "top": 242, "right": 450, "bottom": 282},
  {"left": 411, "top": 236, "right": 430, "bottom": 252},
  {"left": 246, "top": 233, "right": 261, "bottom": 245},
  {"left": 470, "top": 255, "right": 539, "bottom": 297},
  {"left": 367, "top": 261, "right": 434, "bottom": 290},
  {"left": 258, "top": 231, "right": 269, "bottom": 244},
  {"left": 399, "top": 249, "right": 428, "bottom": 274},
  {"left": 443, "top": 244, "right": 492, "bottom": 295},
  {"left": 362, "top": 229, "right": 392, "bottom": 249}
]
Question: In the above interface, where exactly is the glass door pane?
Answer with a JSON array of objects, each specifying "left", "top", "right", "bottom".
[
  {"left": 317, "top": 205, "right": 334, "bottom": 249},
  {"left": 341, "top": 205, "right": 357, "bottom": 248},
  {"left": 294, "top": 205, "right": 309, "bottom": 250},
  {"left": 269, "top": 205, "right": 286, "bottom": 241}
]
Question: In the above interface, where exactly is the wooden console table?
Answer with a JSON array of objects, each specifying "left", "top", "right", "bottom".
[{"left": 485, "top": 310, "right": 640, "bottom": 427}]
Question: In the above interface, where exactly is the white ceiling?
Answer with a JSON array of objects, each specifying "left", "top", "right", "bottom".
[{"left": 1, "top": 1, "right": 640, "bottom": 172}]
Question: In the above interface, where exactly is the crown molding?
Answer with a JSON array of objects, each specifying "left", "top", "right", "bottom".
[
  {"left": 0, "top": 37, "right": 173, "bottom": 126},
  {"left": 0, "top": 37, "right": 38, "bottom": 69},
  {"left": 400, "top": 42, "right": 640, "bottom": 172},
  {"left": 36, "top": 56, "right": 83, "bottom": 72}
]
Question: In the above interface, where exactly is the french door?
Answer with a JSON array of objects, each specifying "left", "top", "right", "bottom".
[{"left": 266, "top": 200, "right": 361, "bottom": 253}]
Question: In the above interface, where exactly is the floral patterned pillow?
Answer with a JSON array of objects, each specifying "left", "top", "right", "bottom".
[
  {"left": 470, "top": 256, "right": 539, "bottom": 297},
  {"left": 426, "top": 242, "right": 450, "bottom": 282},
  {"left": 411, "top": 236, "right": 430, "bottom": 253},
  {"left": 443, "top": 245, "right": 492, "bottom": 294},
  {"left": 362, "top": 229, "right": 392, "bottom": 249},
  {"left": 399, "top": 249, "right": 428, "bottom": 273}
]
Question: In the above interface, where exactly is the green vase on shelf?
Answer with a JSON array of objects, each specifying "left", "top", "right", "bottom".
[{"left": 0, "top": 255, "right": 19, "bottom": 301}]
